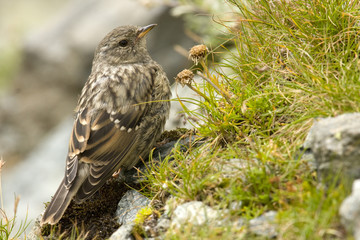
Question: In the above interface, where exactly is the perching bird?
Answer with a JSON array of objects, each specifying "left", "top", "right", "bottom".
[{"left": 41, "top": 24, "right": 171, "bottom": 225}]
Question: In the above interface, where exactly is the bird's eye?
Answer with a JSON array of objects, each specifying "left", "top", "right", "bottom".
[{"left": 118, "top": 40, "right": 128, "bottom": 47}]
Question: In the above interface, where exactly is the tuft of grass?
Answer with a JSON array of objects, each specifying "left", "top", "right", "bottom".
[
  {"left": 173, "top": 0, "right": 360, "bottom": 144},
  {"left": 0, "top": 159, "right": 31, "bottom": 240},
  {"left": 278, "top": 177, "right": 349, "bottom": 239},
  {"left": 141, "top": 0, "right": 358, "bottom": 239},
  {"left": 42, "top": 224, "right": 88, "bottom": 240},
  {"left": 143, "top": 139, "right": 224, "bottom": 203}
]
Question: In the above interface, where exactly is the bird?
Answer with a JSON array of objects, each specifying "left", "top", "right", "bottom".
[{"left": 41, "top": 24, "right": 171, "bottom": 225}]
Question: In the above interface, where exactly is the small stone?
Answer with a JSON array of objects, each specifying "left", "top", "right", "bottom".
[
  {"left": 109, "top": 223, "right": 135, "bottom": 240},
  {"left": 249, "top": 211, "right": 278, "bottom": 238},
  {"left": 170, "top": 201, "right": 221, "bottom": 228},
  {"left": 116, "top": 190, "right": 150, "bottom": 225},
  {"left": 229, "top": 201, "right": 242, "bottom": 211},
  {"left": 155, "top": 215, "right": 171, "bottom": 233}
]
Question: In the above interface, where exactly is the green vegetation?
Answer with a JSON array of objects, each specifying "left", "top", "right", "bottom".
[
  {"left": 0, "top": 160, "right": 30, "bottom": 240},
  {"left": 0, "top": 206, "right": 30, "bottom": 240},
  {"left": 140, "top": 0, "right": 359, "bottom": 239}
]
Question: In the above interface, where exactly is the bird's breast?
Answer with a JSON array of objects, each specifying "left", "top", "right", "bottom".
[{"left": 83, "top": 63, "right": 155, "bottom": 112}]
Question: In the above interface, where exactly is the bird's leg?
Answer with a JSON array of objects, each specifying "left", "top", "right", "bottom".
[{"left": 112, "top": 168, "right": 126, "bottom": 181}]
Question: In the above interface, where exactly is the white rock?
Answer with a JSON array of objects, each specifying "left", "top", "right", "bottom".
[
  {"left": 109, "top": 223, "right": 135, "bottom": 240},
  {"left": 170, "top": 201, "right": 221, "bottom": 228},
  {"left": 249, "top": 211, "right": 278, "bottom": 238},
  {"left": 339, "top": 179, "right": 360, "bottom": 240},
  {"left": 304, "top": 113, "right": 360, "bottom": 180},
  {"left": 116, "top": 190, "right": 150, "bottom": 225}
]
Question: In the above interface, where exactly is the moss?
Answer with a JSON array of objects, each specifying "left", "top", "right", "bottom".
[
  {"left": 133, "top": 207, "right": 161, "bottom": 238},
  {"left": 134, "top": 206, "right": 154, "bottom": 225},
  {"left": 41, "top": 178, "right": 132, "bottom": 240}
]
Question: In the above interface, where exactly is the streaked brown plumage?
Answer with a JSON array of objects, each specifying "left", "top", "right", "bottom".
[{"left": 41, "top": 24, "right": 171, "bottom": 225}]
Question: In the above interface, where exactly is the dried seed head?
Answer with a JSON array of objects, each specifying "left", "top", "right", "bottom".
[
  {"left": 175, "top": 69, "right": 194, "bottom": 87},
  {"left": 189, "top": 44, "right": 208, "bottom": 64}
]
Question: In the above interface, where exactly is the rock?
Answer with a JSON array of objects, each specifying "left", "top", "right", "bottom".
[
  {"left": 248, "top": 211, "right": 278, "bottom": 238},
  {"left": 170, "top": 201, "right": 223, "bottom": 229},
  {"left": 229, "top": 201, "right": 243, "bottom": 211},
  {"left": 339, "top": 179, "right": 360, "bottom": 240},
  {"left": 155, "top": 215, "right": 171, "bottom": 234},
  {"left": 109, "top": 223, "right": 135, "bottom": 240},
  {"left": 298, "top": 127, "right": 317, "bottom": 171},
  {"left": 116, "top": 190, "right": 151, "bottom": 225},
  {"left": 303, "top": 113, "right": 360, "bottom": 180}
]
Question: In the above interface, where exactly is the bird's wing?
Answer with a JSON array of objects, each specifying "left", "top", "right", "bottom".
[
  {"left": 65, "top": 108, "right": 91, "bottom": 187},
  {"left": 66, "top": 102, "right": 149, "bottom": 200},
  {"left": 64, "top": 69, "right": 154, "bottom": 201}
]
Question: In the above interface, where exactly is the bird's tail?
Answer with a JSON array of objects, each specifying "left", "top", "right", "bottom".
[{"left": 41, "top": 178, "right": 74, "bottom": 225}]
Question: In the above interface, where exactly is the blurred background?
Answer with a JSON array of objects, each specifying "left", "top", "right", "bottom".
[{"left": 0, "top": 0, "right": 198, "bottom": 232}]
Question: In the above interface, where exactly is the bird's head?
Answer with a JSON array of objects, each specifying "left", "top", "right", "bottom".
[{"left": 93, "top": 24, "right": 156, "bottom": 65}]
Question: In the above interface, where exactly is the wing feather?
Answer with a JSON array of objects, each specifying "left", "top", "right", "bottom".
[
  {"left": 65, "top": 108, "right": 91, "bottom": 187},
  {"left": 74, "top": 109, "right": 141, "bottom": 201}
]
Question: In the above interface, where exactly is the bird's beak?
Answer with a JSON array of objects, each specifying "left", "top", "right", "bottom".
[{"left": 137, "top": 24, "right": 157, "bottom": 40}]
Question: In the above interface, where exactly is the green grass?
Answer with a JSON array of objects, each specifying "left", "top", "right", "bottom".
[
  {"left": 0, "top": 160, "right": 31, "bottom": 240},
  {"left": 0, "top": 202, "right": 30, "bottom": 240},
  {"left": 139, "top": 0, "right": 359, "bottom": 239}
]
